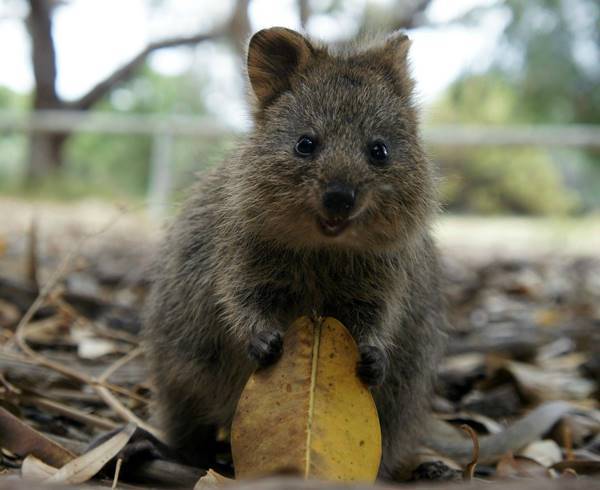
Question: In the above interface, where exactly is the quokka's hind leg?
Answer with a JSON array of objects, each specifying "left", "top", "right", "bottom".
[{"left": 158, "top": 390, "right": 221, "bottom": 468}]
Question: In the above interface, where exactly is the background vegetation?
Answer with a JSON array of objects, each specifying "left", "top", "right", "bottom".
[{"left": 0, "top": 0, "right": 598, "bottom": 214}]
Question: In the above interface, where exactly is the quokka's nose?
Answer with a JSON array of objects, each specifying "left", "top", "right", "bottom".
[{"left": 322, "top": 181, "right": 356, "bottom": 216}]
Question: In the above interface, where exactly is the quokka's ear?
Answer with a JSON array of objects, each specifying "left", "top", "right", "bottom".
[
  {"left": 365, "top": 31, "right": 413, "bottom": 94},
  {"left": 383, "top": 31, "right": 412, "bottom": 67},
  {"left": 247, "top": 27, "right": 314, "bottom": 108},
  {"left": 365, "top": 32, "right": 411, "bottom": 70}
]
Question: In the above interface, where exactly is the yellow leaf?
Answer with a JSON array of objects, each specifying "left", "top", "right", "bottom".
[{"left": 231, "top": 316, "right": 381, "bottom": 481}]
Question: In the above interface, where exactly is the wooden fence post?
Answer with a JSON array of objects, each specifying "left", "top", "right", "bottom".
[{"left": 147, "top": 131, "right": 174, "bottom": 220}]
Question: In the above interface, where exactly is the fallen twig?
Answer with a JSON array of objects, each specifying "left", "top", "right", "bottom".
[
  {"left": 112, "top": 457, "right": 123, "bottom": 490},
  {"left": 460, "top": 424, "right": 480, "bottom": 481},
  {"left": 94, "top": 347, "right": 164, "bottom": 441},
  {"left": 14, "top": 319, "right": 149, "bottom": 404},
  {"left": 561, "top": 421, "right": 574, "bottom": 461},
  {"left": 26, "top": 216, "right": 39, "bottom": 291},
  {"left": 54, "top": 296, "right": 140, "bottom": 346},
  {"left": 20, "top": 394, "right": 119, "bottom": 431}
]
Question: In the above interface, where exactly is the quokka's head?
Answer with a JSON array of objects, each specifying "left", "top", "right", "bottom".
[{"left": 230, "top": 27, "right": 436, "bottom": 252}]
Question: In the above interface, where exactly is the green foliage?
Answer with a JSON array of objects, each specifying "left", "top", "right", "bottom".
[
  {"left": 0, "top": 133, "right": 26, "bottom": 190},
  {"left": 429, "top": 0, "right": 600, "bottom": 214},
  {"left": 1, "top": 64, "right": 225, "bottom": 199},
  {"left": 65, "top": 134, "right": 152, "bottom": 197},
  {"left": 429, "top": 75, "right": 581, "bottom": 214},
  {"left": 61, "top": 65, "right": 212, "bottom": 198},
  {"left": 431, "top": 72, "right": 518, "bottom": 125},
  {"left": 0, "top": 86, "right": 29, "bottom": 187},
  {"left": 447, "top": 0, "right": 599, "bottom": 125},
  {"left": 0, "top": 85, "right": 29, "bottom": 110},
  {"left": 438, "top": 147, "right": 577, "bottom": 215},
  {"left": 105, "top": 65, "right": 208, "bottom": 115},
  {"left": 498, "top": 0, "right": 600, "bottom": 125}
]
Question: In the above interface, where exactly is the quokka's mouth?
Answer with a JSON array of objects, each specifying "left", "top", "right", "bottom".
[{"left": 317, "top": 216, "right": 351, "bottom": 237}]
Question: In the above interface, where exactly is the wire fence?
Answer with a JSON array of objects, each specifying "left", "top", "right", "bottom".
[{"left": 2, "top": 110, "right": 599, "bottom": 217}]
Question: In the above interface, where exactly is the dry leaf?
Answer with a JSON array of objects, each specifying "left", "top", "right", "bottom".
[
  {"left": 519, "top": 440, "right": 563, "bottom": 467},
  {"left": 231, "top": 317, "right": 381, "bottom": 481},
  {"left": 427, "top": 401, "right": 573, "bottom": 465},
  {"left": 441, "top": 353, "right": 486, "bottom": 373},
  {"left": 535, "top": 308, "right": 565, "bottom": 327},
  {"left": 490, "top": 360, "right": 595, "bottom": 401},
  {"left": 0, "top": 298, "right": 20, "bottom": 328},
  {"left": 496, "top": 451, "right": 551, "bottom": 479},
  {"left": 77, "top": 337, "right": 119, "bottom": 359},
  {"left": 443, "top": 412, "right": 504, "bottom": 435},
  {"left": 552, "top": 460, "right": 600, "bottom": 475},
  {"left": 194, "top": 469, "right": 234, "bottom": 489},
  {"left": 21, "top": 455, "right": 59, "bottom": 481},
  {"left": 195, "top": 472, "right": 219, "bottom": 490},
  {"left": 0, "top": 407, "right": 75, "bottom": 467},
  {"left": 45, "top": 423, "right": 136, "bottom": 485},
  {"left": 552, "top": 413, "right": 600, "bottom": 448}
]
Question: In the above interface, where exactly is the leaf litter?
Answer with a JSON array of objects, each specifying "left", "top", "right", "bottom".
[{"left": 0, "top": 207, "right": 598, "bottom": 487}]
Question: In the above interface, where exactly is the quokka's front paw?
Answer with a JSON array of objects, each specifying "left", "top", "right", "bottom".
[
  {"left": 248, "top": 330, "right": 283, "bottom": 367},
  {"left": 357, "top": 345, "right": 387, "bottom": 387}
]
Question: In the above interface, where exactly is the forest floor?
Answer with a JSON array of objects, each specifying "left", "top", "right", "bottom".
[{"left": 0, "top": 197, "right": 598, "bottom": 488}]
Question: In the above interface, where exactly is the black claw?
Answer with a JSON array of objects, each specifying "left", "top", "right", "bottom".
[
  {"left": 357, "top": 345, "right": 387, "bottom": 387},
  {"left": 248, "top": 330, "right": 283, "bottom": 367}
]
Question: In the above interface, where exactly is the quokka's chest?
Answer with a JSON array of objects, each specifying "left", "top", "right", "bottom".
[{"left": 247, "top": 257, "right": 394, "bottom": 329}]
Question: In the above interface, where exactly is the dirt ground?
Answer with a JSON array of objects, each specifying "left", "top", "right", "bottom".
[{"left": 1, "top": 197, "right": 599, "bottom": 279}]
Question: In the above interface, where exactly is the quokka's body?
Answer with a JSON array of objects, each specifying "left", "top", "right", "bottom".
[{"left": 144, "top": 27, "right": 448, "bottom": 479}]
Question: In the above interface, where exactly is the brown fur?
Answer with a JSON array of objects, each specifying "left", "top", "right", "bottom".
[{"left": 144, "top": 27, "right": 448, "bottom": 480}]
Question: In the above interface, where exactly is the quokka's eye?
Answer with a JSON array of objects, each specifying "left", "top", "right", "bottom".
[
  {"left": 368, "top": 140, "right": 389, "bottom": 165},
  {"left": 294, "top": 135, "right": 317, "bottom": 157}
]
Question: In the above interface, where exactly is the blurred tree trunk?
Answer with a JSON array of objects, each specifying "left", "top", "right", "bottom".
[
  {"left": 298, "top": 0, "right": 310, "bottom": 29},
  {"left": 27, "top": 132, "right": 68, "bottom": 181},
  {"left": 26, "top": 0, "right": 67, "bottom": 181},
  {"left": 228, "top": 0, "right": 251, "bottom": 56},
  {"left": 359, "top": 0, "right": 432, "bottom": 36},
  {"left": 23, "top": 0, "right": 247, "bottom": 184}
]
